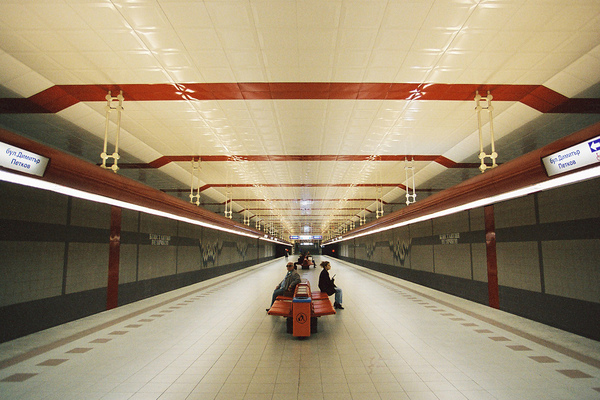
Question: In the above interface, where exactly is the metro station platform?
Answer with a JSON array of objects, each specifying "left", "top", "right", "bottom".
[{"left": 1, "top": 256, "right": 599, "bottom": 400}]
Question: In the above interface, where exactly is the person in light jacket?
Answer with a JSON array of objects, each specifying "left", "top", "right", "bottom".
[
  {"left": 267, "top": 262, "right": 301, "bottom": 310},
  {"left": 318, "top": 261, "right": 344, "bottom": 309}
]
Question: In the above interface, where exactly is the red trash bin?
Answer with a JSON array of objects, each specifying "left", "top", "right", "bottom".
[{"left": 292, "top": 297, "right": 311, "bottom": 337}]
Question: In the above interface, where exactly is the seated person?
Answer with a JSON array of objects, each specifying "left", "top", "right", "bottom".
[
  {"left": 267, "top": 262, "right": 301, "bottom": 311},
  {"left": 294, "top": 254, "right": 305, "bottom": 269},
  {"left": 318, "top": 260, "right": 344, "bottom": 309},
  {"left": 301, "top": 257, "right": 311, "bottom": 269},
  {"left": 306, "top": 254, "right": 314, "bottom": 267}
]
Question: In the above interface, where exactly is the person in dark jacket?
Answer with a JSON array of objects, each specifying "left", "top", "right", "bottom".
[
  {"left": 318, "top": 260, "right": 344, "bottom": 309},
  {"left": 294, "top": 253, "right": 305, "bottom": 269}
]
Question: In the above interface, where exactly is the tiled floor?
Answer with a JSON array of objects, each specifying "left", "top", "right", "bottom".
[{"left": 1, "top": 256, "right": 599, "bottom": 400}]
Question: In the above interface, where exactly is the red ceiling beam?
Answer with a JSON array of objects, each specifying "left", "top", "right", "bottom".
[
  {"left": 1, "top": 83, "right": 598, "bottom": 114},
  {"left": 120, "top": 154, "right": 471, "bottom": 170},
  {"left": 200, "top": 183, "right": 401, "bottom": 191}
]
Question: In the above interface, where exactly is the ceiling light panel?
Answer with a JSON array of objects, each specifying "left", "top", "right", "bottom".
[
  {"left": 61, "top": 30, "right": 115, "bottom": 53},
  {"left": 19, "top": 30, "right": 75, "bottom": 54},
  {"left": 451, "top": 29, "right": 496, "bottom": 51},
  {"left": 0, "top": 3, "right": 45, "bottom": 29},
  {"left": 381, "top": 2, "right": 431, "bottom": 29},
  {"left": 139, "top": 31, "right": 186, "bottom": 53},
  {"left": 340, "top": 28, "right": 379, "bottom": 50},
  {"left": 32, "top": 3, "right": 90, "bottom": 30},
  {"left": 114, "top": 3, "right": 172, "bottom": 30},
  {"left": 507, "top": 4, "right": 562, "bottom": 32},
  {"left": 250, "top": 1, "right": 296, "bottom": 28},
  {"left": 160, "top": 1, "right": 213, "bottom": 28},
  {"left": 464, "top": 2, "right": 520, "bottom": 30},
  {"left": 205, "top": 1, "right": 253, "bottom": 27},
  {"left": 340, "top": 1, "right": 386, "bottom": 28},
  {"left": 177, "top": 29, "right": 222, "bottom": 51},
  {"left": 297, "top": 0, "right": 341, "bottom": 28},
  {"left": 422, "top": 2, "right": 476, "bottom": 30},
  {"left": 218, "top": 28, "right": 260, "bottom": 51}
]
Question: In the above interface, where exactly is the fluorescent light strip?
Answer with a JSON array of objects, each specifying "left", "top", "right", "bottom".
[
  {"left": 0, "top": 169, "right": 284, "bottom": 244},
  {"left": 333, "top": 165, "right": 600, "bottom": 243}
]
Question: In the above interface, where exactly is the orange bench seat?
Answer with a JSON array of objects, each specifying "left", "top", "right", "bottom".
[
  {"left": 268, "top": 299, "right": 292, "bottom": 317},
  {"left": 267, "top": 281, "right": 336, "bottom": 321}
]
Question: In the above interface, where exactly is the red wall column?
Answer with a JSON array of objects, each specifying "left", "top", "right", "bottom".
[
  {"left": 107, "top": 206, "right": 121, "bottom": 310},
  {"left": 485, "top": 205, "right": 500, "bottom": 309}
]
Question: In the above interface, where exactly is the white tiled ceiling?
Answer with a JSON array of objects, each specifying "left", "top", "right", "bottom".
[{"left": 1, "top": 0, "right": 599, "bottom": 239}]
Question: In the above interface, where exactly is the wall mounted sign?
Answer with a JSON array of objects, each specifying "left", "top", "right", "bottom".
[
  {"left": 439, "top": 233, "right": 459, "bottom": 245},
  {"left": 0, "top": 141, "right": 49, "bottom": 177},
  {"left": 149, "top": 234, "right": 171, "bottom": 245},
  {"left": 542, "top": 135, "right": 600, "bottom": 177}
]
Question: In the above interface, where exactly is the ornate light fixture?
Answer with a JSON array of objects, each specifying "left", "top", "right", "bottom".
[
  {"left": 100, "top": 91, "right": 124, "bottom": 173},
  {"left": 189, "top": 158, "right": 201, "bottom": 206},
  {"left": 475, "top": 91, "right": 498, "bottom": 172},
  {"left": 224, "top": 190, "right": 233, "bottom": 219},
  {"left": 359, "top": 214, "right": 366, "bottom": 226},
  {"left": 376, "top": 186, "right": 384, "bottom": 218},
  {"left": 405, "top": 157, "right": 417, "bottom": 205}
]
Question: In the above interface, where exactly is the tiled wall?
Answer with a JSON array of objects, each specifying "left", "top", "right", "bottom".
[
  {"left": 543, "top": 240, "right": 599, "bottom": 302},
  {"left": 0, "top": 181, "right": 275, "bottom": 341},
  {"left": 0, "top": 241, "right": 64, "bottom": 304},
  {"left": 337, "top": 177, "right": 600, "bottom": 340}
]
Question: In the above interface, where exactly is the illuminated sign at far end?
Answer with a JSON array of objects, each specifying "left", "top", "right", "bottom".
[{"left": 289, "top": 235, "right": 323, "bottom": 240}]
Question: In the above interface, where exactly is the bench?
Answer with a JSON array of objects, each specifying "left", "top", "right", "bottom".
[
  {"left": 267, "top": 280, "right": 335, "bottom": 337},
  {"left": 295, "top": 256, "right": 315, "bottom": 270}
]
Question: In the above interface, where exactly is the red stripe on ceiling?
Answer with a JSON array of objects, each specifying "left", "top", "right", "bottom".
[
  {"left": 248, "top": 208, "right": 366, "bottom": 211},
  {"left": 206, "top": 183, "right": 401, "bottom": 188},
  {"left": 60, "top": 84, "right": 122, "bottom": 101},
  {"left": 147, "top": 156, "right": 189, "bottom": 169},
  {"left": 195, "top": 183, "right": 403, "bottom": 192},
  {"left": 0, "top": 98, "right": 49, "bottom": 113},
  {"left": 358, "top": 83, "right": 394, "bottom": 99},
  {"left": 1, "top": 83, "right": 594, "bottom": 114},
  {"left": 432, "top": 156, "right": 456, "bottom": 168},
  {"left": 450, "top": 162, "right": 482, "bottom": 168},
  {"left": 176, "top": 82, "right": 537, "bottom": 101},
  {"left": 519, "top": 85, "right": 569, "bottom": 113},
  {"left": 252, "top": 216, "right": 358, "bottom": 219},
  {"left": 162, "top": 194, "right": 381, "bottom": 202},
  {"left": 27, "top": 86, "right": 81, "bottom": 113},
  {"left": 330, "top": 83, "right": 363, "bottom": 98},
  {"left": 118, "top": 163, "right": 156, "bottom": 169},
  {"left": 548, "top": 98, "right": 600, "bottom": 114},
  {"left": 117, "top": 154, "right": 472, "bottom": 170}
]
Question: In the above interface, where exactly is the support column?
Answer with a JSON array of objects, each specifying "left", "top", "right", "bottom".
[
  {"left": 484, "top": 205, "right": 499, "bottom": 309},
  {"left": 107, "top": 206, "right": 121, "bottom": 310}
]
